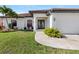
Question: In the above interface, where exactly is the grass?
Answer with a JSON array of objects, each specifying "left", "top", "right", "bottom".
[{"left": 0, "top": 31, "right": 79, "bottom": 54}]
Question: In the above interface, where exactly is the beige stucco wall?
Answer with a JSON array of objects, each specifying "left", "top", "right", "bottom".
[
  {"left": 17, "top": 17, "right": 33, "bottom": 29},
  {"left": 2, "top": 18, "right": 13, "bottom": 29},
  {"left": 1, "top": 17, "right": 33, "bottom": 29},
  {"left": 0, "top": 13, "right": 49, "bottom": 30}
]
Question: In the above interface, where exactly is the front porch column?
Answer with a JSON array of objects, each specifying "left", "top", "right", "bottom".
[
  {"left": 33, "top": 17, "right": 37, "bottom": 31},
  {"left": 49, "top": 15, "right": 54, "bottom": 28}
]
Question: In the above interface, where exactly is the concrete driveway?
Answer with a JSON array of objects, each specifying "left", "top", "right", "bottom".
[{"left": 35, "top": 31, "right": 79, "bottom": 50}]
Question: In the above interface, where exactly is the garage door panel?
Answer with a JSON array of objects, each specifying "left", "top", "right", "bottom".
[{"left": 55, "top": 13, "right": 79, "bottom": 34}]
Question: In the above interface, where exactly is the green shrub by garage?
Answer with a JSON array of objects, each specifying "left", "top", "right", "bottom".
[{"left": 44, "top": 28, "right": 63, "bottom": 38}]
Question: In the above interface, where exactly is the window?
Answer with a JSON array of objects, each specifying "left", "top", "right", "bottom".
[
  {"left": 11, "top": 20, "right": 17, "bottom": 29},
  {"left": 27, "top": 20, "right": 33, "bottom": 30}
]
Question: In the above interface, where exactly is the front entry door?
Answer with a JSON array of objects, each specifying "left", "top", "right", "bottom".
[{"left": 38, "top": 20, "right": 45, "bottom": 29}]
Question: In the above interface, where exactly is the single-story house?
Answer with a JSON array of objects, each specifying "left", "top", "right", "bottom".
[{"left": 0, "top": 8, "right": 79, "bottom": 34}]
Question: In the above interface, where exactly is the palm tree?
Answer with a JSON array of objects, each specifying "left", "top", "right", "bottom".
[
  {"left": 7, "top": 8, "right": 18, "bottom": 18},
  {"left": 0, "top": 5, "right": 18, "bottom": 29},
  {"left": 8, "top": 10, "right": 18, "bottom": 29}
]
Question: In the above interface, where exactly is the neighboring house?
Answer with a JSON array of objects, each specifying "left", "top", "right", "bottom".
[{"left": 1, "top": 8, "right": 79, "bottom": 34}]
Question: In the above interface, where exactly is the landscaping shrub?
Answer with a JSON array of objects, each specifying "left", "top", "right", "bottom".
[
  {"left": 44, "top": 28, "right": 63, "bottom": 38},
  {"left": 24, "top": 27, "right": 26, "bottom": 30}
]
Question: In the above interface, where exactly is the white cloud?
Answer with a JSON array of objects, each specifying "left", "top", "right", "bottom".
[
  {"left": 16, "top": 11, "right": 28, "bottom": 14},
  {"left": 15, "top": 10, "right": 28, "bottom": 14},
  {"left": 0, "top": 11, "right": 28, "bottom": 16}
]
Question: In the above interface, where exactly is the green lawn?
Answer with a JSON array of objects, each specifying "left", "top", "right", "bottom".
[{"left": 0, "top": 31, "right": 79, "bottom": 54}]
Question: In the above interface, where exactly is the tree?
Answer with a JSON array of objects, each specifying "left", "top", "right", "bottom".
[
  {"left": 8, "top": 10, "right": 18, "bottom": 29},
  {"left": 0, "top": 5, "right": 18, "bottom": 29}
]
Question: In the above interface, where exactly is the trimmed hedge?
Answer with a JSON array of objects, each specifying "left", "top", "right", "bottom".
[{"left": 44, "top": 28, "right": 63, "bottom": 38}]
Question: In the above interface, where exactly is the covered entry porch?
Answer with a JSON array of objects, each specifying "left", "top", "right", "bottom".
[
  {"left": 33, "top": 15, "right": 54, "bottom": 31},
  {"left": 33, "top": 17, "right": 48, "bottom": 31}
]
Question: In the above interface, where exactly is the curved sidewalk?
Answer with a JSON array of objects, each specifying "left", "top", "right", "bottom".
[{"left": 35, "top": 31, "right": 79, "bottom": 50}]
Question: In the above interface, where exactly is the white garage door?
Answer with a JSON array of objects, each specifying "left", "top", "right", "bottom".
[{"left": 54, "top": 13, "right": 79, "bottom": 34}]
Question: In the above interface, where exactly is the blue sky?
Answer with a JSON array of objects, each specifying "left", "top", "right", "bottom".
[{"left": 1, "top": 5, "right": 79, "bottom": 15}]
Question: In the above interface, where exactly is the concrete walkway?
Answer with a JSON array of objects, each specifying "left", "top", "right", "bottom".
[{"left": 35, "top": 31, "right": 79, "bottom": 50}]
